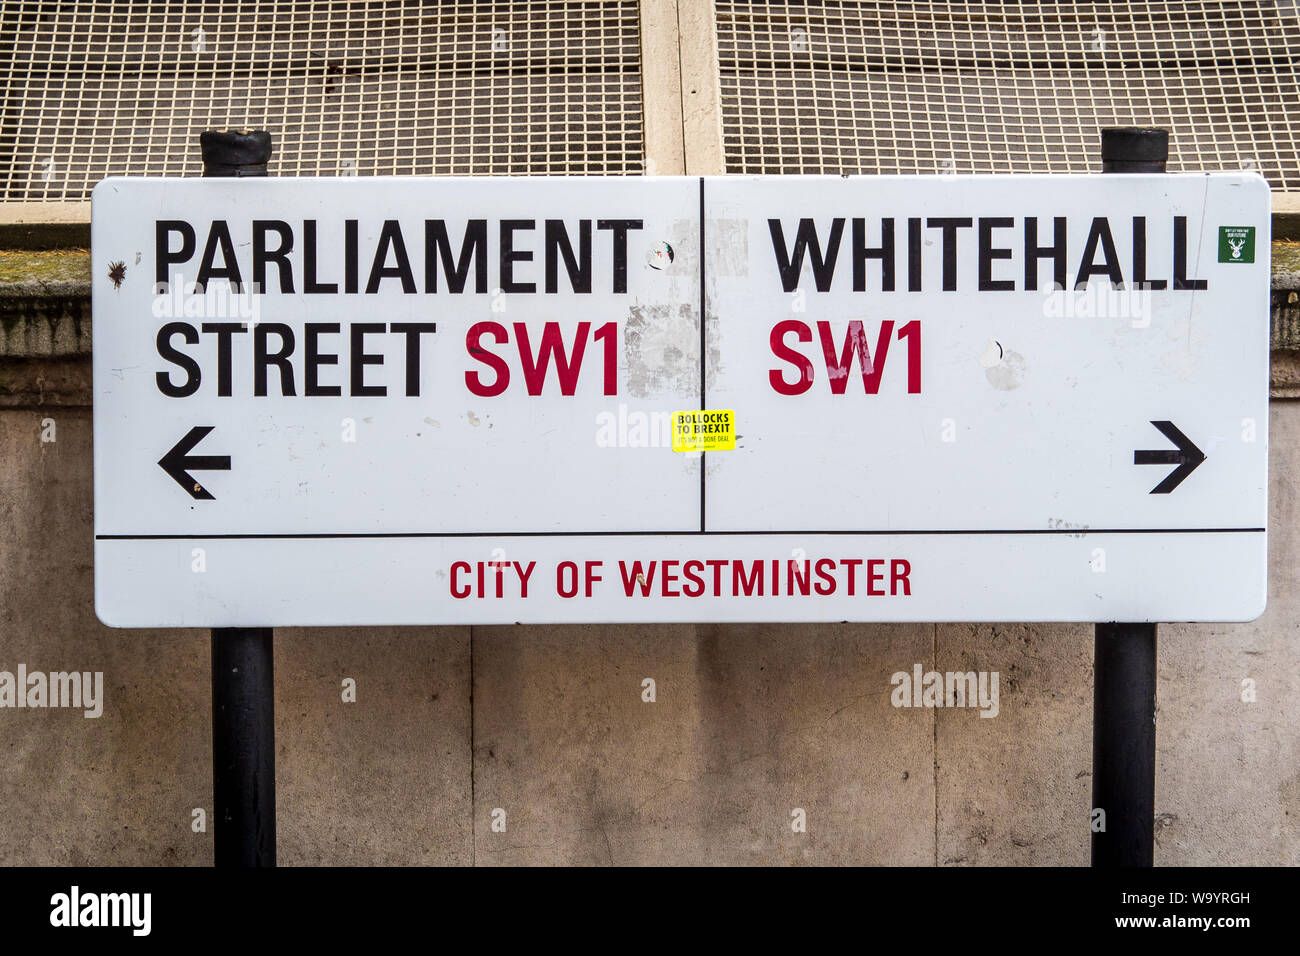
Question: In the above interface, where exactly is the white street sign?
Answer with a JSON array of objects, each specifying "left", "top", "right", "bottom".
[{"left": 92, "top": 173, "right": 1269, "bottom": 626}]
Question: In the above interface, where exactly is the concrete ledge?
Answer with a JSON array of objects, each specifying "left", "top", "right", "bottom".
[
  {"left": 0, "top": 250, "right": 92, "bottom": 363},
  {"left": 1271, "top": 351, "right": 1300, "bottom": 399},
  {"left": 1273, "top": 291, "right": 1300, "bottom": 349},
  {"left": 1273, "top": 241, "right": 1300, "bottom": 352},
  {"left": 0, "top": 356, "right": 93, "bottom": 408},
  {"left": 0, "top": 283, "right": 92, "bottom": 357}
]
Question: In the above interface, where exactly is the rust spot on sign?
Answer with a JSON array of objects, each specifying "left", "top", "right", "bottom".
[{"left": 107, "top": 260, "right": 126, "bottom": 289}]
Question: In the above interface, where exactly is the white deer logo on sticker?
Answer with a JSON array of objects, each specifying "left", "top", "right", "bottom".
[{"left": 1228, "top": 237, "right": 1245, "bottom": 259}]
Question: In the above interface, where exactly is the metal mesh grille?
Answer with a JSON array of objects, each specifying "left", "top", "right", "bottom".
[
  {"left": 0, "top": 0, "right": 645, "bottom": 202},
  {"left": 716, "top": 0, "right": 1300, "bottom": 189}
]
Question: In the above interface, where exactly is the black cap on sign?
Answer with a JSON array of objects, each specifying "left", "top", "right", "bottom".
[
  {"left": 1100, "top": 127, "right": 1168, "bottom": 174},
  {"left": 200, "top": 129, "right": 273, "bottom": 178}
]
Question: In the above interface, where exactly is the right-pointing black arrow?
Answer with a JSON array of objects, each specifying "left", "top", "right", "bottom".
[
  {"left": 158, "top": 426, "right": 231, "bottom": 500},
  {"left": 1134, "top": 420, "right": 1205, "bottom": 494}
]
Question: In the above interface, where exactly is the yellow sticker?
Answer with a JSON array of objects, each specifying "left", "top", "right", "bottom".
[{"left": 672, "top": 409, "right": 736, "bottom": 452}]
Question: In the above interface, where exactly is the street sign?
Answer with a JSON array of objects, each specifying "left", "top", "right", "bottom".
[{"left": 92, "top": 173, "right": 1269, "bottom": 626}]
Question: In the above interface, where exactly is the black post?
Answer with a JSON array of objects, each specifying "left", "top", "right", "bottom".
[
  {"left": 204, "top": 129, "right": 276, "bottom": 867},
  {"left": 211, "top": 627, "right": 276, "bottom": 866},
  {"left": 1091, "top": 126, "right": 1165, "bottom": 868}
]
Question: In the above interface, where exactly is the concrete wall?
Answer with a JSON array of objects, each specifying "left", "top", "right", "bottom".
[{"left": 1, "top": 398, "right": 1296, "bottom": 865}]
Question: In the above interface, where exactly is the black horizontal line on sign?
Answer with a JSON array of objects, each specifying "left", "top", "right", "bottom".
[{"left": 95, "top": 528, "right": 1266, "bottom": 540}]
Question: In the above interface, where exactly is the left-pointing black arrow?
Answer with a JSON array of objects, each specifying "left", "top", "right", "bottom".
[
  {"left": 1134, "top": 420, "right": 1205, "bottom": 494},
  {"left": 158, "top": 426, "right": 231, "bottom": 500}
]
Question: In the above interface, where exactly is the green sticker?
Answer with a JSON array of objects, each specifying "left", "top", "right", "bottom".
[{"left": 1218, "top": 226, "right": 1255, "bottom": 263}]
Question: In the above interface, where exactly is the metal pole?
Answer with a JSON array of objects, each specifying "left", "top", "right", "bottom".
[
  {"left": 211, "top": 627, "right": 276, "bottom": 866},
  {"left": 1091, "top": 126, "right": 1165, "bottom": 867},
  {"left": 203, "top": 129, "right": 276, "bottom": 867}
]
